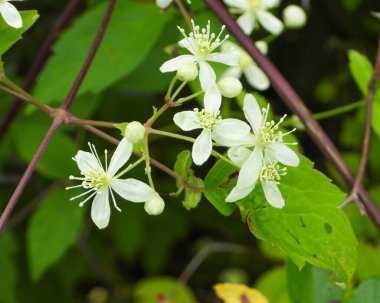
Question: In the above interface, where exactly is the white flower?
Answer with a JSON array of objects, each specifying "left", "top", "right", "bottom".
[
  {"left": 67, "top": 139, "right": 155, "bottom": 229},
  {"left": 224, "top": 0, "right": 283, "bottom": 35},
  {"left": 160, "top": 20, "right": 239, "bottom": 92},
  {"left": 173, "top": 90, "right": 250, "bottom": 165},
  {"left": 225, "top": 94, "right": 299, "bottom": 207},
  {"left": 0, "top": 0, "right": 22, "bottom": 29},
  {"left": 221, "top": 40, "right": 270, "bottom": 91},
  {"left": 156, "top": 0, "right": 172, "bottom": 9}
]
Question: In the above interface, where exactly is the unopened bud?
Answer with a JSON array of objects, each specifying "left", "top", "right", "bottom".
[
  {"left": 283, "top": 5, "right": 307, "bottom": 29},
  {"left": 144, "top": 192, "right": 165, "bottom": 215},
  {"left": 176, "top": 62, "right": 198, "bottom": 81},
  {"left": 125, "top": 121, "right": 145, "bottom": 144},
  {"left": 217, "top": 77, "right": 242, "bottom": 98}
]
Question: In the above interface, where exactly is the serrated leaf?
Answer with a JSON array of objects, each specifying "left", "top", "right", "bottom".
[
  {"left": 133, "top": 276, "right": 195, "bottom": 303},
  {"left": 241, "top": 156, "right": 357, "bottom": 282},
  {"left": 27, "top": 188, "right": 84, "bottom": 280},
  {"left": 348, "top": 278, "right": 380, "bottom": 303},
  {"left": 204, "top": 159, "right": 237, "bottom": 216},
  {"left": 33, "top": 1, "right": 173, "bottom": 103},
  {"left": 183, "top": 174, "right": 203, "bottom": 210},
  {"left": 0, "top": 11, "right": 39, "bottom": 57}
]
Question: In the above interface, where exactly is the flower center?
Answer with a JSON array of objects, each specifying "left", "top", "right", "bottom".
[
  {"left": 195, "top": 108, "right": 221, "bottom": 130},
  {"left": 81, "top": 169, "right": 109, "bottom": 190},
  {"left": 239, "top": 51, "right": 253, "bottom": 69},
  {"left": 260, "top": 162, "right": 287, "bottom": 183},
  {"left": 248, "top": 0, "right": 261, "bottom": 10},
  {"left": 256, "top": 107, "right": 287, "bottom": 145}
]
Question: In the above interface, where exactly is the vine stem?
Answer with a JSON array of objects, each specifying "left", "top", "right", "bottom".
[
  {"left": 205, "top": 0, "right": 380, "bottom": 230},
  {"left": 342, "top": 35, "right": 380, "bottom": 208},
  {"left": 0, "top": 0, "right": 83, "bottom": 140},
  {"left": 0, "top": 0, "right": 117, "bottom": 232}
]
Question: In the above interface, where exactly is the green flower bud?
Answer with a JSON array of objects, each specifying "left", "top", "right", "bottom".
[
  {"left": 125, "top": 121, "right": 145, "bottom": 144},
  {"left": 176, "top": 62, "right": 198, "bottom": 81},
  {"left": 144, "top": 192, "right": 165, "bottom": 215},
  {"left": 217, "top": 77, "right": 243, "bottom": 98}
]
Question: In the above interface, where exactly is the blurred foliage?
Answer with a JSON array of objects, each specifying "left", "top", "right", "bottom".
[{"left": 0, "top": 0, "right": 380, "bottom": 302}]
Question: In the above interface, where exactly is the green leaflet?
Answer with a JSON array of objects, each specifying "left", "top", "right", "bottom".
[
  {"left": 240, "top": 156, "right": 357, "bottom": 283},
  {"left": 348, "top": 278, "right": 380, "bottom": 303},
  {"left": 0, "top": 11, "right": 39, "bottom": 57},
  {"left": 33, "top": 1, "right": 173, "bottom": 103}
]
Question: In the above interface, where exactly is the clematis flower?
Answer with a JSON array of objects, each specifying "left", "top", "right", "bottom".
[
  {"left": 67, "top": 139, "right": 155, "bottom": 229},
  {"left": 221, "top": 40, "right": 270, "bottom": 91},
  {"left": 0, "top": 0, "right": 23, "bottom": 29},
  {"left": 160, "top": 20, "right": 239, "bottom": 92},
  {"left": 225, "top": 94, "right": 299, "bottom": 207},
  {"left": 223, "top": 0, "right": 283, "bottom": 35},
  {"left": 173, "top": 89, "right": 250, "bottom": 166}
]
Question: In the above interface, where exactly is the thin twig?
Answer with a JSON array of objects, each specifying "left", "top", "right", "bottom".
[
  {"left": 342, "top": 35, "right": 380, "bottom": 209},
  {"left": 205, "top": 0, "right": 380, "bottom": 230},
  {"left": 0, "top": 0, "right": 84, "bottom": 140}
]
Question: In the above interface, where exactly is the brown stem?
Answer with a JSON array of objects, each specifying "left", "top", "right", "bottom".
[
  {"left": 205, "top": 0, "right": 380, "bottom": 230},
  {"left": 0, "top": 0, "right": 84, "bottom": 140}
]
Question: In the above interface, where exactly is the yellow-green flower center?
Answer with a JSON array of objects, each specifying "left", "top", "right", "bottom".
[
  {"left": 82, "top": 170, "right": 109, "bottom": 190},
  {"left": 239, "top": 51, "right": 253, "bottom": 69},
  {"left": 248, "top": 0, "right": 262, "bottom": 10},
  {"left": 195, "top": 109, "right": 221, "bottom": 130},
  {"left": 260, "top": 162, "right": 286, "bottom": 183}
]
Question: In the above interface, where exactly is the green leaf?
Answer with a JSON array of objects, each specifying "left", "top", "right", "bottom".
[
  {"left": 286, "top": 261, "right": 344, "bottom": 303},
  {"left": 348, "top": 50, "right": 373, "bottom": 95},
  {"left": 356, "top": 241, "right": 380, "bottom": 282},
  {"left": 242, "top": 156, "right": 357, "bottom": 282},
  {"left": 114, "top": 122, "right": 128, "bottom": 137},
  {"left": 183, "top": 174, "right": 204, "bottom": 210},
  {"left": 204, "top": 159, "right": 237, "bottom": 216},
  {"left": 0, "top": 11, "right": 39, "bottom": 57},
  {"left": 0, "top": 233, "right": 19, "bottom": 303},
  {"left": 348, "top": 278, "right": 380, "bottom": 303},
  {"left": 174, "top": 150, "right": 192, "bottom": 180},
  {"left": 27, "top": 188, "right": 84, "bottom": 280},
  {"left": 33, "top": 1, "right": 173, "bottom": 103},
  {"left": 133, "top": 276, "right": 196, "bottom": 303},
  {"left": 255, "top": 267, "right": 290, "bottom": 303}
]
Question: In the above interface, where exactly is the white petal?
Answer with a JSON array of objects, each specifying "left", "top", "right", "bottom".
[
  {"left": 206, "top": 53, "right": 239, "bottom": 66},
  {"left": 236, "top": 146, "right": 263, "bottom": 188},
  {"left": 156, "top": 0, "right": 172, "bottom": 9},
  {"left": 222, "top": 67, "right": 242, "bottom": 80},
  {"left": 262, "top": 0, "right": 280, "bottom": 8},
  {"left": 237, "top": 11, "right": 256, "bottom": 35},
  {"left": 91, "top": 188, "right": 110, "bottom": 229},
  {"left": 178, "top": 38, "right": 195, "bottom": 55},
  {"left": 199, "top": 61, "right": 216, "bottom": 91},
  {"left": 262, "top": 181, "right": 285, "bottom": 208},
  {"left": 173, "top": 111, "right": 201, "bottom": 131},
  {"left": 111, "top": 178, "right": 154, "bottom": 202},
  {"left": 244, "top": 63, "right": 270, "bottom": 91},
  {"left": 226, "top": 183, "right": 256, "bottom": 202},
  {"left": 243, "top": 94, "right": 263, "bottom": 134},
  {"left": 224, "top": 0, "right": 248, "bottom": 11},
  {"left": 192, "top": 130, "right": 212, "bottom": 165},
  {"left": 74, "top": 151, "right": 102, "bottom": 175},
  {"left": 107, "top": 138, "right": 133, "bottom": 177},
  {"left": 0, "top": 2, "right": 22, "bottom": 29},
  {"left": 227, "top": 146, "right": 252, "bottom": 167},
  {"left": 266, "top": 143, "right": 300, "bottom": 166},
  {"left": 204, "top": 83, "right": 221, "bottom": 113},
  {"left": 212, "top": 119, "right": 251, "bottom": 146},
  {"left": 159, "top": 55, "right": 196, "bottom": 73},
  {"left": 257, "top": 10, "right": 283, "bottom": 35},
  {"left": 221, "top": 41, "right": 242, "bottom": 56}
]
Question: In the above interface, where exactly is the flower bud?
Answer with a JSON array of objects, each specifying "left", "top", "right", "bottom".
[
  {"left": 144, "top": 192, "right": 165, "bottom": 215},
  {"left": 176, "top": 62, "right": 198, "bottom": 81},
  {"left": 217, "top": 77, "right": 242, "bottom": 98},
  {"left": 283, "top": 5, "right": 307, "bottom": 29},
  {"left": 125, "top": 121, "right": 145, "bottom": 144}
]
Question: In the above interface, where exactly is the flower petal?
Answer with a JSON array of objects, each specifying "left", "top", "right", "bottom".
[
  {"left": 243, "top": 94, "right": 263, "bottom": 134},
  {"left": 0, "top": 2, "right": 22, "bottom": 29},
  {"left": 266, "top": 143, "right": 300, "bottom": 166},
  {"left": 173, "top": 111, "right": 201, "bottom": 131},
  {"left": 212, "top": 119, "right": 251, "bottom": 146},
  {"left": 262, "top": 0, "right": 280, "bottom": 8},
  {"left": 178, "top": 38, "right": 195, "bottom": 55},
  {"left": 204, "top": 83, "right": 221, "bottom": 113},
  {"left": 192, "top": 130, "right": 212, "bottom": 165},
  {"left": 224, "top": 0, "right": 248, "bottom": 11},
  {"left": 107, "top": 138, "right": 133, "bottom": 177},
  {"left": 244, "top": 63, "right": 270, "bottom": 91},
  {"left": 159, "top": 55, "right": 196, "bottom": 73},
  {"left": 237, "top": 11, "right": 256, "bottom": 35},
  {"left": 74, "top": 151, "right": 102, "bottom": 175},
  {"left": 225, "top": 183, "right": 256, "bottom": 202},
  {"left": 199, "top": 61, "right": 216, "bottom": 91},
  {"left": 156, "top": 0, "right": 172, "bottom": 9},
  {"left": 257, "top": 10, "right": 283, "bottom": 35},
  {"left": 91, "top": 188, "right": 110, "bottom": 229},
  {"left": 222, "top": 67, "right": 242, "bottom": 80},
  {"left": 262, "top": 181, "right": 285, "bottom": 208},
  {"left": 207, "top": 52, "right": 239, "bottom": 66},
  {"left": 111, "top": 178, "right": 154, "bottom": 202},
  {"left": 221, "top": 41, "right": 242, "bottom": 56},
  {"left": 227, "top": 146, "right": 252, "bottom": 167},
  {"left": 236, "top": 146, "right": 263, "bottom": 188}
]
